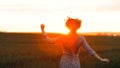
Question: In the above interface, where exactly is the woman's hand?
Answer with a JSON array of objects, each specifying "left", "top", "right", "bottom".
[
  {"left": 40, "top": 24, "right": 45, "bottom": 33},
  {"left": 101, "top": 58, "right": 109, "bottom": 63},
  {"left": 93, "top": 53, "right": 109, "bottom": 63}
]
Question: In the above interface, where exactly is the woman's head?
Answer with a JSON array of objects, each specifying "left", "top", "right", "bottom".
[{"left": 66, "top": 17, "right": 82, "bottom": 31}]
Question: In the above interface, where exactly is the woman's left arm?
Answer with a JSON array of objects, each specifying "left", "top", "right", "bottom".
[
  {"left": 80, "top": 36, "right": 109, "bottom": 63},
  {"left": 80, "top": 36, "right": 96, "bottom": 56}
]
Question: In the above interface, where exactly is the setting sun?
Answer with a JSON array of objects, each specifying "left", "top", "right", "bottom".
[{"left": 0, "top": 0, "right": 120, "bottom": 33}]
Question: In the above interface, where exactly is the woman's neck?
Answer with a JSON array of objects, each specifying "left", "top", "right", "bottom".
[{"left": 68, "top": 30, "right": 77, "bottom": 35}]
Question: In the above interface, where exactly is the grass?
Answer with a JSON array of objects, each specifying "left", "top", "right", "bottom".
[{"left": 0, "top": 33, "right": 120, "bottom": 68}]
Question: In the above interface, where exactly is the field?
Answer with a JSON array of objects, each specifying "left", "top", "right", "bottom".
[{"left": 0, "top": 33, "right": 120, "bottom": 68}]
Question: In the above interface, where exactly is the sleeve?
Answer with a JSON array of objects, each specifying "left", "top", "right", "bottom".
[
  {"left": 42, "top": 33, "right": 62, "bottom": 44},
  {"left": 80, "top": 36, "right": 96, "bottom": 56}
]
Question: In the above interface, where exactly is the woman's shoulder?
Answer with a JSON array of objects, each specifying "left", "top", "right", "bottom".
[
  {"left": 60, "top": 34, "right": 85, "bottom": 38},
  {"left": 57, "top": 34, "right": 67, "bottom": 40},
  {"left": 77, "top": 34, "right": 84, "bottom": 38},
  {"left": 77, "top": 34, "right": 86, "bottom": 41}
]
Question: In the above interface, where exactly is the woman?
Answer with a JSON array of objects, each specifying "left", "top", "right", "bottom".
[{"left": 41, "top": 17, "right": 109, "bottom": 68}]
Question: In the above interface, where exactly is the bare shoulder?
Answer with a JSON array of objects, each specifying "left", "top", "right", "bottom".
[
  {"left": 58, "top": 34, "right": 66, "bottom": 40},
  {"left": 60, "top": 34, "right": 67, "bottom": 39}
]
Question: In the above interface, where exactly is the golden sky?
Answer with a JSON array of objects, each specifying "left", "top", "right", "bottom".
[{"left": 0, "top": 0, "right": 120, "bottom": 33}]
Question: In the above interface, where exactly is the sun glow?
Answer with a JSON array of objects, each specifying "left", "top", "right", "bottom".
[{"left": 0, "top": 0, "right": 120, "bottom": 33}]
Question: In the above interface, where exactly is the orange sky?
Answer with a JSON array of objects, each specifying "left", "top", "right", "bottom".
[{"left": 0, "top": 0, "right": 120, "bottom": 34}]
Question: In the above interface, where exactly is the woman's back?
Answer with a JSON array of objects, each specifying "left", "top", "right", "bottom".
[
  {"left": 60, "top": 34, "right": 82, "bottom": 68},
  {"left": 62, "top": 34, "right": 81, "bottom": 56}
]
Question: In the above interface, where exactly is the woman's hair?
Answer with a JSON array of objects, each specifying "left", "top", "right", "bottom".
[{"left": 65, "top": 17, "right": 81, "bottom": 30}]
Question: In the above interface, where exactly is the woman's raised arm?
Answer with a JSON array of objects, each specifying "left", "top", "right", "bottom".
[{"left": 40, "top": 24, "right": 61, "bottom": 44}]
